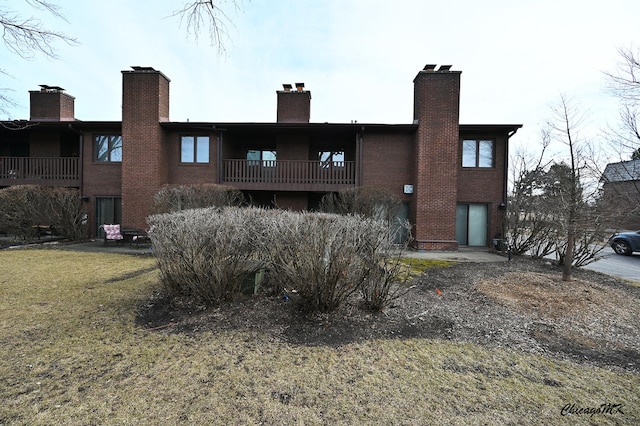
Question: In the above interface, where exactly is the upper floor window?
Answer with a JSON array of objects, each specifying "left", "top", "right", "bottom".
[
  {"left": 319, "top": 150, "right": 345, "bottom": 168},
  {"left": 462, "top": 139, "right": 494, "bottom": 168},
  {"left": 181, "top": 136, "right": 209, "bottom": 163},
  {"left": 95, "top": 135, "right": 122, "bottom": 162},
  {"left": 247, "top": 149, "right": 276, "bottom": 166}
]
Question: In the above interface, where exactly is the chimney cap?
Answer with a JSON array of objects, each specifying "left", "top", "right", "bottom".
[
  {"left": 295, "top": 82, "right": 305, "bottom": 92},
  {"left": 39, "top": 84, "right": 65, "bottom": 92},
  {"left": 423, "top": 64, "right": 437, "bottom": 71},
  {"left": 130, "top": 66, "right": 157, "bottom": 72},
  {"left": 282, "top": 83, "right": 293, "bottom": 91},
  {"left": 437, "top": 65, "right": 452, "bottom": 72}
]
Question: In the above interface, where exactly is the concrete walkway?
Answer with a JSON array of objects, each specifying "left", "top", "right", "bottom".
[
  {"left": 59, "top": 240, "right": 153, "bottom": 255},
  {"left": 404, "top": 248, "right": 508, "bottom": 263}
]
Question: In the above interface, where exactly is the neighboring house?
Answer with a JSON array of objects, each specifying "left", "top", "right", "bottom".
[
  {"left": 0, "top": 64, "right": 521, "bottom": 250},
  {"left": 601, "top": 159, "right": 640, "bottom": 230}
]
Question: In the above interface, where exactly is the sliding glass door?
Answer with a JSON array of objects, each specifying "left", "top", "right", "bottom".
[
  {"left": 456, "top": 203, "right": 488, "bottom": 246},
  {"left": 95, "top": 197, "right": 122, "bottom": 237}
]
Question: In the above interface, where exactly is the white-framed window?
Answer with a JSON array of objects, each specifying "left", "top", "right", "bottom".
[
  {"left": 462, "top": 139, "right": 494, "bottom": 168},
  {"left": 181, "top": 136, "right": 210, "bottom": 163},
  {"left": 95, "top": 135, "right": 122, "bottom": 162}
]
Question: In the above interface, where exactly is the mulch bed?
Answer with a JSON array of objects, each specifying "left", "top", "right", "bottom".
[{"left": 137, "top": 257, "right": 640, "bottom": 373}]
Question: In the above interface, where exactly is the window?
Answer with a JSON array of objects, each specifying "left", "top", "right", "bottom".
[
  {"left": 247, "top": 149, "right": 276, "bottom": 166},
  {"left": 181, "top": 136, "right": 209, "bottom": 163},
  {"left": 462, "top": 139, "right": 494, "bottom": 168},
  {"left": 318, "top": 151, "right": 345, "bottom": 168},
  {"left": 95, "top": 135, "right": 122, "bottom": 162}
]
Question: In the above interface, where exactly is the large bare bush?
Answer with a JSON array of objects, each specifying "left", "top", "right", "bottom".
[
  {"left": 150, "top": 207, "right": 407, "bottom": 311},
  {"left": 0, "top": 185, "right": 86, "bottom": 240},
  {"left": 149, "top": 207, "right": 263, "bottom": 305},
  {"left": 263, "top": 211, "right": 403, "bottom": 312},
  {"left": 46, "top": 187, "right": 87, "bottom": 240},
  {"left": 152, "top": 184, "right": 244, "bottom": 214}
]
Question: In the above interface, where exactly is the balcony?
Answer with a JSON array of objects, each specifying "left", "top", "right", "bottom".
[
  {"left": 0, "top": 157, "right": 80, "bottom": 187},
  {"left": 223, "top": 159, "right": 356, "bottom": 191}
]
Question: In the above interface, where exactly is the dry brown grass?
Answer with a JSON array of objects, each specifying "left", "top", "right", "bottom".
[{"left": 1, "top": 250, "right": 638, "bottom": 425}]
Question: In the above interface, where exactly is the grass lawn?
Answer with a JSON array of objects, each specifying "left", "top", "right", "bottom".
[{"left": 1, "top": 250, "right": 638, "bottom": 425}]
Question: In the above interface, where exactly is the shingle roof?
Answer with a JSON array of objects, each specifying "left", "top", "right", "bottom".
[{"left": 602, "top": 159, "right": 640, "bottom": 182}]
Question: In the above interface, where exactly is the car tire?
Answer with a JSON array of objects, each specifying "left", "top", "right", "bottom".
[{"left": 611, "top": 240, "right": 632, "bottom": 256}]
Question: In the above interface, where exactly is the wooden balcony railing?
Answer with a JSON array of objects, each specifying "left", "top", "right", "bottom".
[
  {"left": 223, "top": 159, "right": 356, "bottom": 191},
  {"left": 0, "top": 157, "right": 80, "bottom": 186}
]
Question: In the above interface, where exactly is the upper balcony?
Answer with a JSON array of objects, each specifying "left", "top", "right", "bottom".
[
  {"left": 223, "top": 159, "right": 356, "bottom": 191},
  {"left": 0, "top": 157, "right": 80, "bottom": 187}
]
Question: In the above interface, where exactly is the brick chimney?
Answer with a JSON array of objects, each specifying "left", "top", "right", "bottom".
[
  {"left": 412, "top": 64, "right": 461, "bottom": 250},
  {"left": 277, "top": 82, "right": 311, "bottom": 123},
  {"left": 121, "top": 66, "right": 170, "bottom": 229},
  {"left": 29, "top": 85, "right": 75, "bottom": 121}
]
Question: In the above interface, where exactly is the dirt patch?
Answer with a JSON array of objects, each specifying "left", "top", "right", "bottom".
[
  {"left": 477, "top": 272, "right": 619, "bottom": 318},
  {"left": 136, "top": 257, "right": 640, "bottom": 372}
]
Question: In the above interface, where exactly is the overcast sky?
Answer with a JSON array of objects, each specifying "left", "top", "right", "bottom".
[{"left": 2, "top": 0, "right": 639, "bottom": 159}]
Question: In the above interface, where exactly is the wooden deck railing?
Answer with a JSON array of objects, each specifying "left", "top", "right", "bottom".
[
  {"left": 224, "top": 159, "right": 356, "bottom": 188},
  {"left": 0, "top": 157, "right": 80, "bottom": 184}
]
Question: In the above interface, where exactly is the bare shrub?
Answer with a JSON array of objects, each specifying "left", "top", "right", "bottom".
[
  {"left": 0, "top": 185, "right": 86, "bottom": 240},
  {"left": 319, "top": 186, "right": 401, "bottom": 221},
  {"left": 46, "top": 187, "right": 87, "bottom": 240},
  {"left": 152, "top": 183, "right": 244, "bottom": 214},
  {"left": 149, "top": 206, "right": 408, "bottom": 311},
  {"left": 148, "top": 207, "right": 263, "bottom": 305},
  {"left": 0, "top": 185, "right": 47, "bottom": 240},
  {"left": 359, "top": 251, "right": 410, "bottom": 312},
  {"left": 262, "top": 211, "right": 402, "bottom": 312}
]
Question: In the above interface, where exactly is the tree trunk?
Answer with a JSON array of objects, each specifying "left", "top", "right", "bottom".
[{"left": 562, "top": 229, "right": 574, "bottom": 281}]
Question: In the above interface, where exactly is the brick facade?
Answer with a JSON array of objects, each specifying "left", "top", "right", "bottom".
[
  {"left": 121, "top": 68, "right": 171, "bottom": 229},
  {"left": 412, "top": 65, "right": 461, "bottom": 250},
  {"left": 2, "top": 64, "right": 521, "bottom": 249},
  {"left": 29, "top": 87, "right": 75, "bottom": 121},
  {"left": 277, "top": 84, "right": 311, "bottom": 123},
  {"left": 361, "top": 130, "right": 414, "bottom": 203}
]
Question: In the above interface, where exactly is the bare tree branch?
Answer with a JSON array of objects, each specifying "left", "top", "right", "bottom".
[
  {"left": 170, "top": 1, "right": 244, "bottom": 55},
  {"left": 605, "top": 45, "right": 640, "bottom": 102},
  {"left": 0, "top": 0, "right": 77, "bottom": 60}
]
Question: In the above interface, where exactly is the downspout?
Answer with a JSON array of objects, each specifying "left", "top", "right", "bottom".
[
  {"left": 504, "top": 128, "right": 519, "bottom": 204},
  {"left": 217, "top": 129, "right": 226, "bottom": 184},
  {"left": 68, "top": 123, "right": 87, "bottom": 236},
  {"left": 357, "top": 126, "right": 364, "bottom": 186},
  {"left": 217, "top": 131, "right": 222, "bottom": 184},
  {"left": 67, "top": 124, "right": 83, "bottom": 193}
]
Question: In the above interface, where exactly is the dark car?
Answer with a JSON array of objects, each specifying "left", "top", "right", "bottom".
[{"left": 609, "top": 230, "right": 640, "bottom": 255}]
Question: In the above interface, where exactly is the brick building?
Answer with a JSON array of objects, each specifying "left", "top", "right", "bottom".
[
  {"left": 0, "top": 64, "right": 521, "bottom": 250},
  {"left": 601, "top": 159, "right": 640, "bottom": 230}
]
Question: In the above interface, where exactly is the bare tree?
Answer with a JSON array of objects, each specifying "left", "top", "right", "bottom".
[
  {"left": 507, "top": 97, "right": 609, "bottom": 274},
  {"left": 546, "top": 95, "right": 596, "bottom": 281}
]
